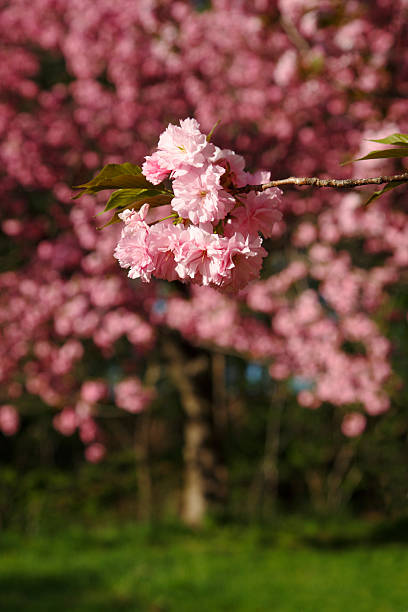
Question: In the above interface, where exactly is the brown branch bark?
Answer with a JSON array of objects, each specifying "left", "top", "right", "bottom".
[
  {"left": 236, "top": 172, "right": 408, "bottom": 192},
  {"left": 280, "top": 15, "right": 310, "bottom": 53}
]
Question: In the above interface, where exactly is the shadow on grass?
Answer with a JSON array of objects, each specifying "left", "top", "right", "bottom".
[
  {"left": 0, "top": 571, "right": 143, "bottom": 612},
  {"left": 300, "top": 516, "right": 408, "bottom": 550},
  {"left": 369, "top": 516, "right": 408, "bottom": 544}
]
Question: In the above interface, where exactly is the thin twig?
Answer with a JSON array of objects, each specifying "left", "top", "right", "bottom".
[
  {"left": 236, "top": 173, "right": 408, "bottom": 193},
  {"left": 280, "top": 16, "right": 310, "bottom": 53}
]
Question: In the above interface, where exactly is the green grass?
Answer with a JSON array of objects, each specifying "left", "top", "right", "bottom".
[{"left": 0, "top": 520, "right": 407, "bottom": 611}]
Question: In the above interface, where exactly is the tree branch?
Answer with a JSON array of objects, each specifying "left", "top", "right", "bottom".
[
  {"left": 280, "top": 15, "right": 310, "bottom": 53},
  {"left": 236, "top": 172, "right": 408, "bottom": 193}
]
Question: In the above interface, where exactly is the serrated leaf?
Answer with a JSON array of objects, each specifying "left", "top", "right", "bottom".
[
  {"left": 103, "top": 189, "right": 173, "bottom": 213},
  {"left": 73, "top": 163, "right": 154, "bottom": 196},
  {"left": 369, "top": 133, "right": 408, "bottom": 146},
  {"left": 364, "top": 181, "right": 405, "bottom": 206}
]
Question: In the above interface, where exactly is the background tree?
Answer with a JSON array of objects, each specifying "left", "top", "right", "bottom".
[{"left": 0, "top": 0, "right": 408, "bottom": 527}]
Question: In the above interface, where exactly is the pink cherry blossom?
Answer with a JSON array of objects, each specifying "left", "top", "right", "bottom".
[
  {"left": 174, "top": 226, "right": 230, "bottom": 286},
  {"left": 114, "top": 205, "right": 155, "bottom": 282},
  {"left": 155, "top": 117, "right": 214, "bottom": 172},
  {"left": 115, "top": 377, "right": 154, "bottom": 414},
  {"left": 171, "top": 163, "right": 235, "bottom": 224},
  {"left": 211, "top": 147, "right": 247, "bottom": 187},
  {"left": 117, "top": 118, "right": 284, "bottom": 291},
  {"left": 0, "top": 405, "right": 19, "bottom": 436},
  {"left": 149, "top": 221, "right": 184, "bottom": 282},
  {"left": 79, "top": 418, "right": 99, "bottom": 443},
  {"left": 341, "top": 412, "right": 367, "bottom": 437},
  {"left": 53, "top": 408, "right": 78, "bottom": 436},
  {"left": 226, "top": 233, "right": 268, "bottom": 292},
  {"left": 142, "top": 154, "right": 170, "bottom": 185},
  {"left": 228, "top": 189, "right": 283, "bottom": 238},
  {"left": 80, "top": 380, "right": 108, "bottom": 404},
  {"left": 85, "top": 442, "right": 106, "bottom": 463},
  {"left": 114, "top": 118, "right": 284, "bottom": 291}
]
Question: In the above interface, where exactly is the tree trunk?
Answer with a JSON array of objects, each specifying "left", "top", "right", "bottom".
[
  {"left": 248, "top": 394, "right": 282, "bottom": 520},
  {"left": 133, "top": 361, "right": 161, "bottom": 521},
  {"left": 163, "top": 337, "right": 226, "bottom": 527},
  {"left": 134, "top": 414, "right": 152, "bottom": 521}
]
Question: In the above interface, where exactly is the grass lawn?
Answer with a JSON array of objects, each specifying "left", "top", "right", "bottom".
[{"left": 0, "top": 519, "right": 407, "bottom": 611}]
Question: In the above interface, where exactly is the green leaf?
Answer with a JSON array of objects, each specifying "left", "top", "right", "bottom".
[
  {"left": 206, "top": 119, "right": 221, "bottom": 142},
  {"left": 364, "top": 181, "right": 405, "bottom": 206},
  {"left": 355, "top": 148, "right": 408, "bottom": 162},
  {"left": 103, "top": 189, "right": 173, "bottom": 213},
  {"left": 73, "top": 163, "right": 154, "bottom": 197},
  {"left": 369, "top": 133, "right": 408, "bottom": 146},
  {"left": 342, "top": 147, "right": 408, "bottom": 165},
  {"left": 97, "top": 210, "right": 122, "bottom": 230},
  {"left": 97, "top": 189, "right": 175, "bottom": 230},
  {"left": 137, "top": 191, "right": 174, "bottom": 207}
]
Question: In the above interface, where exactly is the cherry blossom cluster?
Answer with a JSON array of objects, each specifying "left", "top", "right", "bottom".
[
  {"left": 51, "top": 376, "right": 153, "bottom": 461},
  {"left": 0, "top": 265, "right": 155, "bottom": 460},
  {"left": 114, "top": 118, "right": 282, "bottom": 291}
]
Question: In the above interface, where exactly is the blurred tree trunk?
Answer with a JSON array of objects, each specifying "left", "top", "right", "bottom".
[
  {"left": 134, "top": 414, "right": 152, "bottom": 521},
  {"left": 134, "top": 361, "right": 161, "bottom": 521},
  {"left": 306, "top": 443, "right": 358, "bottom": 513},
  {"left": 326, "top": 443, "right": 357, "bottom": 511},
  {"left": 211, "top": 352, "right": 229, "bottom": 433},
  {"left": 164, "top": 336, "right": 226, "bottom": 527},
  {"left": 248, "top": 390, "right": 283, "bottom": 520}
]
